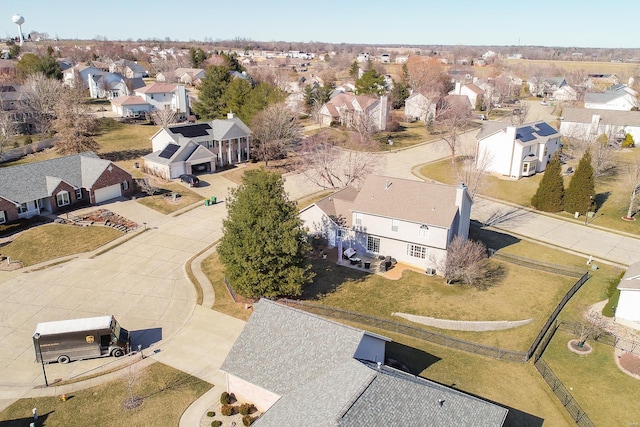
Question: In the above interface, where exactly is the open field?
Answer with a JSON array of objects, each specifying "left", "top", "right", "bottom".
[
  {"left": 505, "top": 59, "right": 639, "bottom": 76},
  {"left": 0, "top": 223, "right": 123, "bottom": 267},
  {"left": 0, "top": 362, "right": 211, "bottom": 427}
]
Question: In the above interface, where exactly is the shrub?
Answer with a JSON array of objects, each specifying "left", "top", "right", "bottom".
[
  {"left": 220, "top": 391, "right": 231, "bottom": 405},
  {"left": 211, "top": 421, "right": 222, "bottom": 427},
  {"left": 622, "top": 133, "right": 635, "bottom": 148},
  {"left": 221, "top": 404, "right": 236, "bottom": 416},
  {"left": 239, "top": 403, "right": 255, "bottom": 416},
  {"left": 206, "top": 411, "right": 216, "bottom": 417},
  {"left": 24, "top": 135, "right": 32, "bottom": 145},
  {"left": 243, "top": 415, "right": 255, "bottom": 426}
]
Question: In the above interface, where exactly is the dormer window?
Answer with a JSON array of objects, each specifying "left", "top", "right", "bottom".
[{"left": 419, "top": 225, "right": 429, "bottom": 238}]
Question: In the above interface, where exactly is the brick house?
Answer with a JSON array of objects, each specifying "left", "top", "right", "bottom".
[{"left": 0, "top": 152, "right": 133, "bottom": 224}]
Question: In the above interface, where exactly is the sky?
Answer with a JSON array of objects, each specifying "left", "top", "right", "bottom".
[{"left": 1, "top": 0, "right": 638, "bottom": 49}]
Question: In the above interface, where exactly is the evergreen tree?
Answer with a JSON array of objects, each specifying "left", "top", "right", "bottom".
[
  {"left": 389, "top": 80, "right": 410, "bottom": 109},
  {"left": 564, "top": 150, "right": 595, "bottom": 215},
  {"left": 531, "top": 152, "right": 564, "bottom": 212},
  {"left": 217, "top": 169, "right": 314, "bottom": 298},
  {"left": 349, "top": 61, "right": 359, "bottom": 79},
  {"left": 192, "top": 65, "right": 232, "bottom": 119},
  {"left": 355, "top": 69, "right": 385, "bottom": 96},
  {"left": 189, "top": 47, "right": 208, "bottom": 68}
]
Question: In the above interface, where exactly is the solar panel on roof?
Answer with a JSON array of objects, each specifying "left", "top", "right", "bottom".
[
  {"left": 535, "top": 122, "right": 557, "bottom": 137},
  {"left": 516, "top": 126, "right": 536, "bottom": 142},
  {"left": 158, "top": 143, "right": 180, "bottom": 159},
  {"left": 168, "top": 123, "right": 211, "bottom": 138}
]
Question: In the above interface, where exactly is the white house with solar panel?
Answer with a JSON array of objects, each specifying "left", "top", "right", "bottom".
[
  {"left": 475, "top": 121, "right": 561, "bottom": 179},
  {"left": 142, "top": 113, "right": 251, "bottom": 179}
]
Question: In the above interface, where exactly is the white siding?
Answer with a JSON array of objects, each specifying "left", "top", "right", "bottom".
[
  {"left": 227, "top": 374, "right": 280, "bottom": 412},
  {"left": 616, "top": 290, "right": 640, "bottom": 323}
]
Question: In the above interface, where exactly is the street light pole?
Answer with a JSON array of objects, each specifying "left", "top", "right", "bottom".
[{"left": 33, "top": 333, "right": 48, "bottom": 387}]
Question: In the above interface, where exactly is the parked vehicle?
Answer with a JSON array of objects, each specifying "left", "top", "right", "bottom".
[
  {"left": 33, "top": 315, "right": 130, "bottom": 364},
  {"left": 476, "top": 114, "right": 487, "bottom": 120},
  {"left": 179, "top": 174, "right": 200, "bottom": 187}
]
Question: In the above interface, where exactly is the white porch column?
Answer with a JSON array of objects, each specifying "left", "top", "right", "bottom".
[
  {"left": 237, "top": 139, "right": 241, "bottom": 163},
  {"left": 218, "top": 140, "right": 223, "bottom": 166}
]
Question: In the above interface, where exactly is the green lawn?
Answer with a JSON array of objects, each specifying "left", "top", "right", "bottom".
[
  {"left": 542, "top": 329, "right": 640, "bottom": 427},
  {"left": 135, "top": 183, "right": 203, "bottom": 215},
  {"left": 420, "top": 151, "right": 640, "bottom": 235},
  {"left": 0, "top": 223, "right": 123, "bottom": 266},
  {"left": 0, "top": 362, "right": 211, "bottom": 427}
]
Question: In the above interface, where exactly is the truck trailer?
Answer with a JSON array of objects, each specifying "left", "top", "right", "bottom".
[{"left": 33, "top": 315, "right": 130, "bottom": 364}]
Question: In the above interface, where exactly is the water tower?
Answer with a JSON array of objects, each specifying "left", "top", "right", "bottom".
[{"left": 12, "top": 14, "right": 25, "bottom": 46}]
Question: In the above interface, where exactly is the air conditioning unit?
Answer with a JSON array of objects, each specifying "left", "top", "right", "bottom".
[{"left": 425, "top": 268, "right": 436, "bottom": 276}]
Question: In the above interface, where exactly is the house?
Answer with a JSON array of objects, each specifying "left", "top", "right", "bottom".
[
  {"left": 220, "top": 299, "right": 508, "bottom": 426},
  {"left": 584, "top": 84, "right": 638, "bottom": 111},
  {"left": 476, "top": 121, "right": 561, "bottom": 179},
  {"left": 551, "top": 84, "right": 578, "bottom": 102},
  {"left": 300, "top": 175, "right": 472, "bottom": 274},
  {"left": 62, "top": 64, "right": 102, "bottom": 89},
  {"left": 142, "top": 113, "right": 251, "bottom": 179},
  {"left": 109, "top": 59, "right": 146, "bottom": 79},
  {"left": 449, "top": 81, "right": 484, "bottom": 109},
  {"left": 356, "top": 52, "right": 370, "bottom": 62},
  {"left": 528, "top": 77, "right": 567, "bottom": 98},
  {"left": 156, "top": 68, "right": 205, "bottom": 86},
  {"left": 109, "top": 82, "right": 190, "bottom": 118},
  {"left": 318, "top": 93, "right": 388, "bottom": 131},
  {"left": 404, "top": 92, "right": 437, "bottom": 122},
  {"left": 615, "top": 262, "right": 640, "bottom": 330},
  {"left": 87, "top": 72, "right": 145, "bottom": 99},
  {"left": 559, "top": 107, "right": 640, "bottom": 144},
  {"left": 0, "top": 85, "right": 34, "bottom": 134},
  {"left": 0, "top": 152, "right": 133, "bottom": 224},
  {"left": 585, "top": 73, "right": 619, "bottom": 90}
]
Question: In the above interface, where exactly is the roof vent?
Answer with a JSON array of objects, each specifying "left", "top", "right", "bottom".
[
  {"left": 385, "top": 180, "right": 392, "bottom": 190},
  {"left": 438, "top": 399, "right": 445, "bottom": 407},
  {"left": 377, "top": 361, "right": 382, "bottom": 371}
]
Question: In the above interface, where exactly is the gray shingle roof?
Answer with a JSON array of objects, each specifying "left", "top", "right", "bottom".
[
  {"left": 351, "top": 175, "right": 459, "bottom": 228},
  {"left": 0, "top": 152, "right": 113, "bottom": 204},
  {"left": 220, "top": 299, "right": 366, "bottom": 396},
  {"left": 618, "top": 262, "right": 640, "bottom": 291},
  {"left": 228, "top": 300, "right": 507, "bottom": 426},
  {"left": 562, "top": 107, "right": 640, "bottom": 127}
]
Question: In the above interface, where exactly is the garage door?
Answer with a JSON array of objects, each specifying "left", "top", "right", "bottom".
[{"left": 94, "top": 184, "right": 122, "bottom": 203}]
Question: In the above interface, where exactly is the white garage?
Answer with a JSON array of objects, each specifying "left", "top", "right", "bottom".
[
  {"left": 94, "top": 184, "right": 122, "bottom": 203},
  {"left": 615, "top": 261, "right": 640, "bottom": 330}
]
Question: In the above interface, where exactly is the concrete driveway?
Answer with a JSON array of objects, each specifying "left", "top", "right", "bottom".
[{"left": 0, "top": 174, "right": 237, "bottom": 403}]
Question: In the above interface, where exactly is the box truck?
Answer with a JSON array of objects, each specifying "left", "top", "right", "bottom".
[{"left": 33, "top": 315, "right": 130, "bottom": 364}]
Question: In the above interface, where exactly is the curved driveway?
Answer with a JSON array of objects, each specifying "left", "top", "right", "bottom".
[{"left": 0, "top": 174, "right": 236, "bottom": 403}]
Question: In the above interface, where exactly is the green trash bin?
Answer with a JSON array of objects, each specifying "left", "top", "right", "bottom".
[
  {"left": 211, "top": 196, "right": 217, "bottom": 204},
  {"left": 204, "top": 199, "right": 210, "bottom": 206}
]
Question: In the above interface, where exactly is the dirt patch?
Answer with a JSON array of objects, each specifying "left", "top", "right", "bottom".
[
  {"left": 618, "top": 351, "right": 640, "bottom": 379},
  {"left": 567, "top": 339, "right": 593, "bottom": 355}
]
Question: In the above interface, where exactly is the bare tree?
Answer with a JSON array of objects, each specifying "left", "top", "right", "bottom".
[
  {"left": 455, "top": 145, "right": 492, "bottom": 202},
  {"left": 509, "top": 103, "right": 530, "bottom": 126},
  {"left": 20, "top": 73, "right": 62, "bottom": 134},
  {"left": 0, "top": 112, "right": 18, "bottom": 155},
  {"left": 151, "top": 108, "right": 177, "bottom": 127},
  {"left": 406, "top": 57, "right": 450, "bottom": 97},
  {"left": 123, "top": 362, "right": 145, "bottom": 410},
  {"left": 52, "top": 87, "right": 100, "bottom": 154},
  {"left": 623, "top": 154, "right": 640, "bottom": 220},
  {"left": 441, "top": 235, "right": 489, "bottom": 285},
  {"left": 437, "top": 96, "right": 472, "bottom": 162},
  {"left": 572, "top": 310, "right": 608, "bottom": 347},
  {"left": 296, "top": 131, "right": 381, "bottom": 189},
  {"left": 251, "top": 102, "right": 302, "bottom": 167}
]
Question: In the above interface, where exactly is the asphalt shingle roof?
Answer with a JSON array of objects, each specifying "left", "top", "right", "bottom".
[{"left": 0, "top": 152, "right": 112, "bottom": 204}]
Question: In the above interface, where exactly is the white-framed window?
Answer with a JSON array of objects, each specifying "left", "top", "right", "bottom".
[
  {"left": 336, "top": 228, "right": 345, "bottom": 238},
  {"left": 0, "top": 210, "right": 6, "bottom": 224},
  {"left": 419, "top": 225, "right": 429, "bottom": 238},
  {"left": 56, "top": 191, "right": 70, "bottom": 207},
  {"left": 391, "top": 219, "right": 399, "bottom": 232},
  {"left": 367, "top": 235, "right": 380, "bottom": 253},
  {"left": 407, "top": 244, "right": 427, "bottom": 259},
  {"left": 18, "top": 203, "right": 28, "bottom": 214},
  {"left": 523, "top": 163, "right": 529, "bottom": 173},
  {"left": 75, "top": 189, "right": 82, "bottom": 199},
  {"left": 122, "top": 180, "right": 129, "bottom": 191},
  {"left": 355, "top": 212, "right": 363, "bottom": 226}
]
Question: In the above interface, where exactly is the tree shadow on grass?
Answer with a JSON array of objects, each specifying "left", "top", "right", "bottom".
[
  {"left": 302, "top": 255, "right": 369, "bottom": 300},
  {"left": 0, "top": 411, "right": 54, "bottom": 427},
  {"left": 593, "top": 191, "right": 611, "bottom": 211},
  {"left": 101, "top": 148, "right": 152, "bottom": 162},
  {"left": 473, "top": 263, "right": 508, "bottom": 290}
]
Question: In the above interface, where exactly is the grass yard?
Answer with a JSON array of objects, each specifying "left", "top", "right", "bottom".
[
  {"left": 0, "top": 362, "right": 212, "bottom": 427},
  {"left": 135, "top": 183, "right": 202, "bottom": 215},
  {"left": 542, "top": 329, "right": 640, "bottom": 427},
  {"left": 94, "top": 119, "right": 159, "bottom": 175},
  {"left": 506, "top": 58, "right": 638, "bottom": 75},
  {"left": 0, "top": 223, "right": 123, "bottom": 266},
  {"left": 201, "top": 252, "right": 253, "bottom": 321}
]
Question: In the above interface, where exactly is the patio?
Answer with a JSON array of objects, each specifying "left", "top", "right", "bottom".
[{"left": 311, "top": 247, "right": 425, "bottom": 280}]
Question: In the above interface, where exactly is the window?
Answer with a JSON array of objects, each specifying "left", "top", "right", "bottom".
[
  {"left": 122, "top": 180, "right": 129, "bottom": 191},
  {"left": 407, "top": 244, "right": 427, "bottom": 259},
  {"left": 56, "top": 191, "right": 70, "bottom": 207},
  {"left": 75, "top": 189, "right": 82, "bottom": 199},
  {"left": 18, "top": 203, "right": 28, "bottom": 214},
  {"left": 0, "top": 210, "right": 5, "bottom": 224},
  {"left": 391, "top": 219, "right": 399, "bottom": 232},
  {"left": 355, "top": 212, "right": 363, "bottom": 226},
  {"left": 337, "top": 228, "right": 345, "bottom": 238},
  {"left": 523, "top": 163, "right": 529, "bottom": 173},
  {"left": 367, "top": 236, "right": 380, "bottom": 253},
  {"left": 419, "top": 225, "right": 429, "bottom": 238}
]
